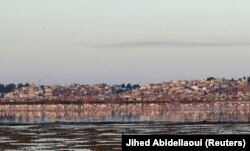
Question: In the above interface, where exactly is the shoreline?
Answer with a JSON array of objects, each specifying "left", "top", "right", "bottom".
[
  {"left": 0, "top": 99, "right": 249, "bottom": 105},
  {"left": 1, "top": 121, "right": 250, "bottom": 126}
]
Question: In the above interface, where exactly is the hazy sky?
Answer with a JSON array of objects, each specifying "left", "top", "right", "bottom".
[{"left": 1, "top": 0, "right": 250, "bottom": 85}]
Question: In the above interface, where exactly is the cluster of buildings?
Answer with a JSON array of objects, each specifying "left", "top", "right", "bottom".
[
  {"left": 0, "top": 83, "right": 133, "bottom": 103},
  {"left": 1, "top": 78, "right": 250, "bottom": 103},
  {"left": 119, "top": 78, "right": 250, "bottom": 102}
]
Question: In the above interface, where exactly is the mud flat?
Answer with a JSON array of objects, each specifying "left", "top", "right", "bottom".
[{"left": 0, "top": 123, "right": 250, "bottom": 151}]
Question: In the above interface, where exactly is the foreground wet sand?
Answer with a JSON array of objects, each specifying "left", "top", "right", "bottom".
[{"left": 0, "top": 123, "right": 250, "bottom": 151}]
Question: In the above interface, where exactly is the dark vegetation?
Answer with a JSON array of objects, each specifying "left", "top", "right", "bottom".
[{"left": 0, "top": 83, "right": 30, "bottom": 94}]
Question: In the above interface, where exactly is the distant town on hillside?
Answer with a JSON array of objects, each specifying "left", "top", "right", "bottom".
[{"left": 1, "top": 76, "right": 250, "bottom": 103}]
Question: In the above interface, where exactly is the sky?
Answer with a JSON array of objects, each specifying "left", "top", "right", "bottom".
[{"left": 1, "top": 0, "right": 250, "bottom": 85}]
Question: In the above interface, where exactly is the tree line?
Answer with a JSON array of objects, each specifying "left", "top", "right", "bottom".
[
  {"left": 0, "top": 83, "right": 30, "bottom": 94},
  {"left": 121, "top": 83, "right": 140, "bottom": 89}
]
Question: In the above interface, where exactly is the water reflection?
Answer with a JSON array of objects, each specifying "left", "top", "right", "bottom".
[{"left": 0, "top": 102, "right": 250, "bottom": 124}]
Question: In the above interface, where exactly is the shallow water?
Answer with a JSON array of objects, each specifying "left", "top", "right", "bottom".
[
  {"left": 0, "top": 102, "right": 250, "bottom": 124},
  {"left": 0, "top": 102, "right": 250, "bottom": 150}
]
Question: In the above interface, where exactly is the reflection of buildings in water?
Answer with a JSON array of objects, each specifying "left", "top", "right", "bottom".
[{"left": 0, "top": 102, "right": 249, "bottom": 123}]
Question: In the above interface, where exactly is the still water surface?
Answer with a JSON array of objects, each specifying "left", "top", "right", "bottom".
[
  {"left": 0, "top": 102, "right": 250, "bottom": 123},
  {"left": 0, "top": 102, "right": 250, "bottom": 150}
]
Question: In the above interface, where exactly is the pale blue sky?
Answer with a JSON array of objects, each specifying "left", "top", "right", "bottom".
[{"left": 1, "top": 0, "right": 250, "bottom": 84}]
